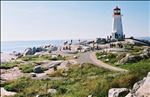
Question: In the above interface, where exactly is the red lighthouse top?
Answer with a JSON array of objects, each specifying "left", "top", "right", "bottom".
[{"left": 113, "top": 6, "right": 121, "bottom": 15}]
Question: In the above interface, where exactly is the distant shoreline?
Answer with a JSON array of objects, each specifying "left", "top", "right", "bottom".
[{"left": 1, "top": 37, "right": 149, "bottom": 53}]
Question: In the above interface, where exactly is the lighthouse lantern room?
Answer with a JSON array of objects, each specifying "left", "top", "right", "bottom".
[{"left": 112, "top": 6, "right": 124, "bottom": 40}]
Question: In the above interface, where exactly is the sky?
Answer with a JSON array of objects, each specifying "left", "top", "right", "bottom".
[{"left": 1, "top": 1, "right": 150, "bottom": 41}]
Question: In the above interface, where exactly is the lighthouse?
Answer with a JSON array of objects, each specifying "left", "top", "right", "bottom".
[{"left": 112, "top": 6, "right": 124, "bottom": 40}]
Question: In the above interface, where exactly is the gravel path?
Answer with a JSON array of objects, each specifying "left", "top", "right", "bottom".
[
  {"left": 75, "top": 51, "right": 96, "bottom": 64},
  {"left": 76, "top": 51, "right": 128, "bottom": 72}
]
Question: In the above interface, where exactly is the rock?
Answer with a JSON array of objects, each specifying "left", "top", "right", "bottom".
[
  {"left": 62, "top": 73, "right": 68, "bottom": 77},
  {"left": 34, "top": 52, "right": 42, "bottom": 56},
  {"left": 30, "top": 73, "right": 36, "bottom": 77},
  {"left": 47, "top": 89, "right": 57, "bottom": 94},
  {"left": 36, "top": 47, "right": 43, "bottom": 52},
  {"left": 140, "top": 47, "right": 150, "bottom": 58},
  {"left": 47, "top": 50, "right": 52, "bottom": 53},
  {"left": 32, "top": 47, "right": 37, "bottom": 54},
  {"left": 33, "top": 66, "right": 43, "bottom": 73},
  {"left": 12, "top": 52, "right": 23, "bottom": 58},
  {"left": 125, "top": 72, "right": 150, "bottom": 97},
  {"left": 51, "top": 46, "right": 58, "bottom": 51},
  {"left": 95, "top": 38, "right": 102, "bottom": 43},
  {"left": 68, "top": 60, "right": 77, "bottom": 65},
  {"left": 142, "top": 47, "right": 150, "bottom": 55},
  {"left": 11, "top": 58, "right": 15, "bottom": 60},
  {"left": 36, "top": 95, "right": 41, "bottom": 97},
  {"left": 74, "top": 55, "right": 77, "bottom": 59},
  {"left": 117, "top": 55, "right": 142, "bottom": 65},
  {"left": 0, "top": 78, "right": 7, "bottom": 81},
  {"left": 88, "top": 95, "right": 92, "bottom": 97},
  {"left": 98, "top": 56, "right": 101, "bottom": 59},
  {"left": 79, "top": 62, "right": 84, "bottom": 69},
  {"left": 23, "top": 48, "right": 34, "bottom": 56},
  {"left": 51, "top": 55, "right": 57, "bottom": 59},
  {"left": 108, "top": 88, "right": 129, "bottom": 97},
  {"left": 101, "top": 55, "right": 106, "bottom": 58},
  {"left": 76, "top": 46, "right": 82, "bottom": 50},
  {"left": 49, "top": 62, "right": 62, "bottom": 68},
  {"left": 34, "top": 52, "right": 49, "bottom": 56},
  {"left": 105, "top": 59, "right": 109, "bottom": 62},
  {"left": 63, "top": 41, "right": 68, "bottom": 45},
  {"left": 63, "top": 67, "right": 70, "bottom": 72}
]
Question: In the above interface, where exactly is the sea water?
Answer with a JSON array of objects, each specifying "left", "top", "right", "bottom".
[
  {"left": 1, "top": 37, "right": 149, "bottom": 53},
  {"left": 1, "top": 40, "right": 79, "bottom": 53}
]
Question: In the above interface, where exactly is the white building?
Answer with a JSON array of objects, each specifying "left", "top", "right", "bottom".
[{"left": 112, "top": 6, "right": 124, "bottom": 40}]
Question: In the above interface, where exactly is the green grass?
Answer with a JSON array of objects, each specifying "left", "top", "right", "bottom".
[
  {"left": 0, "top": 61, "right": 49, "bottom": 73},
  {"left": 96, "top": 51, "right": 150, "bottom": 71},
  {"left": 19, "top": 64, "right": 34, "bottom": 73},
  {"left": 21, "top": 55, "right": 66, "bottom": 61},
  {"left": 118, "top": 59, "right": 150, "bottom": 70},
  {"left": 0, "top": 62, "right": 21, "bottom": 69},
  {"left": 1, "top": 62, "right": 149, "bottom": 97}
]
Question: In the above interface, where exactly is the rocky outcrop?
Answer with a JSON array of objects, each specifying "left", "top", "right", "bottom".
[
  {"left": 33, "top": 66, "right": 43, "bottom": 73},
  {"left": 117, "top": 54, "right": 142, "bottom": 65},
  {"left": 47, "top": 89, "right": 57, "bottom": 94},
  {"left": 12, "top": 51, "right": 23, "bottom": 58},
  {"left": 23, "top": 45, "right": 58, "bottom": 56},
  {"left": 117, "top": 47, "right": 150, "bottom": 65},
  {"left": 108, "top": 88, "right": 129, "bottom": 97},
  {"left": 140, "top": 47, "right": 150, "bottom": 59},
  {"left": 125, "top": 72, "right": 150, "bottom": 97},
  {"left": 23, "top": 48, "right": 35, "bottom": 56}
]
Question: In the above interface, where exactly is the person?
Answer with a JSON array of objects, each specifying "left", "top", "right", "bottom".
[
  {"left": 71, "top": 39, "right": 73, "bottom": 44},
  {"left": 78, "top": 39, "right": 80, "bottom": 44},
  {"left": 59, "top": 46, "right": 62, "bottom": 51}
]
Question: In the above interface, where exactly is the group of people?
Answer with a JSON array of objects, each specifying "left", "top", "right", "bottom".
[
  {"left": 110, "top": 43, "right": 116, "bottom": 48},
  {"left": 61, "top": 46, "right": 71, "bottom": 51},
  {"left": 117, "top": 42, "right": 124, "bottom": 48},
  {"left": 110, "top": 42, "right": 124, "bottom": 48}
]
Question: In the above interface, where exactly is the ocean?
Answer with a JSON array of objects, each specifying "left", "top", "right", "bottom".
[
  {"left": 1, "top": 37, "right": 149, "bottom": 53},
  {"left": 1, "top": 39, "right": 84, "bottom": 53}
]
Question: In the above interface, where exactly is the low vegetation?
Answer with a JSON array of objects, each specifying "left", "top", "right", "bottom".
[
  {"left": 0, "top": 62, "right": 21, "bottom": 69},
  {"left": 96, "top": 45, "right": 150, "bottom": 70},
  {"left": 20, "top": 55, "right": 66, "bottom": 61},
  {"left": 1, "top": 62, "right": 150, "bottom": 97},
  {"left": 0, "top": 61, "right": 49, "bottom": 73}
]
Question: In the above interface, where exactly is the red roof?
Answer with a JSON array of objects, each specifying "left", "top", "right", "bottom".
[{"left": 114, "top": 6, "right": 120, "bottom": 10}]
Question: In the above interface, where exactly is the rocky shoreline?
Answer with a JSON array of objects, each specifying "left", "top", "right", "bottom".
[{"left": 1, "top": 38, "right": 150, "bottom": 97}]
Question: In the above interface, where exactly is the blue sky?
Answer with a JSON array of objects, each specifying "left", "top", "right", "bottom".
[{"left": 1, "top": 1, "right": 149, "bottom": 41}]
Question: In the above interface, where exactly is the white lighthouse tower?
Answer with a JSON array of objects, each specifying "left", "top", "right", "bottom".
[{"left": 112, "top": 6, "right": 124, "bottom": 40}]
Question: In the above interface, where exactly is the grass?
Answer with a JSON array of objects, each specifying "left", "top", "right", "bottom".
[
  {"left": 19, "top": 64, "right": 34, "bottom": 73},
  {"left": 1, "top": 62, "right": 149, "bottom": 97},
  {"left": 0, "top": 62, "right": 21, "bottom": 69},
  {"left": 20, "top": 54, "right": 66, "bottom": 61},
  {"left": 0, "top": 61, "right": 49, "bottom": 73},
  {"left": 96, "top": 49, "right": 150, "bottom": 70},
  {"left": 124, "top": 45, "right": 144, "bottom": 55}
]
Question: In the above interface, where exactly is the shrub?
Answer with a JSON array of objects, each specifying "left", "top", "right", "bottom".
[
  {"left": 58, "top": 87, "right": 67, "bottom": 94},
  {"left": 21, "top": 65, "right": 34, "bottom": 73},
  {"left": 41, "top": 67, "right": 49, "bottom": 71},
  {"left": 4, "top": 85, "right": 17, "bottom": 92},
  {"left": 0, "top": 62, "right": 19, "bottom": 69},
  {"left": 107, "top": 53, "right": 117, "bottom": 59},
  {"left": 119, "top": 74, "right": 139, "bottom": 88},
  {"left": 116, "top": 53, "right": 126, "bottom": 61},
  {"left": 49, "top": 70, "right": 63, "bottom": 77}
]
